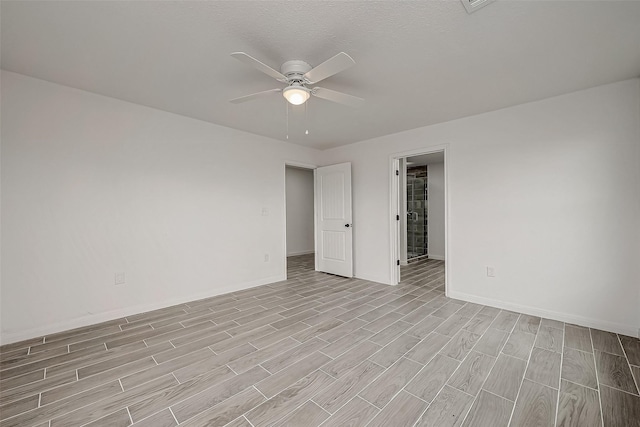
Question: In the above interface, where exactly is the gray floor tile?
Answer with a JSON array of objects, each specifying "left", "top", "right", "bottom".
[
  {"left": 321, "top": 340, "right": 382, "bottom": 378},
  {"left": 255, "top": 351, "right": 331, "bottom": 398},
  {"left": 320, "top": 396, "right": 379, "bottom": 427},
  {"left": 509, "top": 379, "right": 557, "bottom": 427},
  {"left": 405, "top": 353, "right": 460, "bottom": 402},
  {"left": 368, "top": 333, "right": 421, "bottom": 368},
  {"left": 245, "top": 370, "right": 335, "bottom": 427},
  {"left": 490, "top": 311, "right": 520, "bottom": 332},
  {"left": 461, "top": 390, "right": 513, "bottom": 427},
  {"left": 366, "top": 390, "right": 429, "bottom": 427},
  {"left": 441, "top": 330, "right": 482, "bottom": 361},
  {"left": 556, "top": 380, "right": 602, "bottom": 427},
  {"left": 314, "top": 360, "right": 385, "bottom": 413},
  {"left": 435, "top": 314, "right": 472, "bottom": 337},
  {"left": 416, "top": 385, "right": 474, "bottom": 427},
  {"left": 179, "top": 387, "right": 264, "bottom": 427},
  {"left": 359, "top": 357, "right": 422, "bottom": 408},
  {"left": 447, "top": 351, "right": 496, "bottom": 397},
  {"left": 515, "top": 315, "right": 541, "bottom": 334},
  {"left": 600, "top": 384, "right": 640, "bottom": 427},
  {"left": 272, "top": 401, "right": 329, "bottom": 427},
  {"left": 474, "top": 328, "right": 509, "bottom": 358},
  {"left": 620, "top": 335, "right": 640, "bottom": 366},
  {"left": 594, "top": 350, "right": 638, "bottom": 394},
  {"left": 565, "top": 325, "right": 593, "bottom": 353},
  {"left": 561, "top": 347, "right": 598, "bottom": 389},
  {"left": 131, "top": 409, "right": 177, "bottom": 427},
  {"left": 503, "top": 331, "right": 536, "bottom": 360},
  {"left": 534, "top": 326, "right": 563, "bottom": 353},
  {"left": 590, "top": 329, "right": 623, "bottom": 356},
  {"left": 406, "top": 332, "right": 452, "bottom": 364},
  {"left": 482, "top": 353, "right": 527, "bottom": 401},
  {"left": 525, "top": 347, "right": 561, "bottom": 389}
]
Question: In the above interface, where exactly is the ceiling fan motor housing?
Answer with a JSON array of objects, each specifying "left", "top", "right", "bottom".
[{"left": 281, "top": 60, "right": 312, "bottom": 83}]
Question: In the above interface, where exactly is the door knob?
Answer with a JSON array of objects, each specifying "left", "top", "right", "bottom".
[{"left": 345, "top": 224, "right": 352, "bottom": 228}]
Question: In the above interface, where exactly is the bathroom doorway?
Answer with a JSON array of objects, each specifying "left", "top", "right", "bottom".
[{"left": 390, "top": 147, "right": 448, "bottom": 286}]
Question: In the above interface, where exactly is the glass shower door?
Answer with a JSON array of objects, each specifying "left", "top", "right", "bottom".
[{"left": 407, "top": 167, "right": 428, "bottom": 259}]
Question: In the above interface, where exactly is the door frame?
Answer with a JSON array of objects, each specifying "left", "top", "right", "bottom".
[
  {"left": 283, "top": 161, "right": 318, "bottom": 279},
  {"left": 389, "top": 145, "right": 450, "bottom": 292}
]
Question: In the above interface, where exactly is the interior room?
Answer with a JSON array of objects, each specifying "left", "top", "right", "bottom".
[{"left": 1, "top": 1, "right": 639, "bottom": 426}]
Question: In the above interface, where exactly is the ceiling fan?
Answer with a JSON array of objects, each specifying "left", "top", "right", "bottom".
[{"left": 229, "top": 52, "right": 364, "bottom": 108}]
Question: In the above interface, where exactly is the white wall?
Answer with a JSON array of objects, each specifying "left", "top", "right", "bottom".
[
  {"left": 285, "top": 167, "right": 314, "bottom": 256},
  {"left": 0, "top": 71, "right": 320, "bottom": 344},
  {"left": 427, "top": 163, "right": 445, "bottom": 260},
  {"left": 321, "top": 79, "right": 640, "bottom": 336},
  {"left": 3, "top": 71, "right": 639, "bottom": 342}
]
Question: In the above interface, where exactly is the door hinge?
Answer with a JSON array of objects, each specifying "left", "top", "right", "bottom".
[
  {"left": 395, "top": 170, "right": 399, "bottom": 176},
  {"left": 396, "top": 214, "right": 400, "bottom": 221},
  {"left": 397, "top": 260, "right": 400, "bottom": 266}
]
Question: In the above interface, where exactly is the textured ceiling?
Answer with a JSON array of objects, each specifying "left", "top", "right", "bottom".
[{"left": 2, "top": 1, "right": 640, "bottom": 150}]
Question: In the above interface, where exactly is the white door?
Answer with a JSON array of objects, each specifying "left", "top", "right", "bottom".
[{"left": 315, "top": 162, "right": 353, "bottom": 277}]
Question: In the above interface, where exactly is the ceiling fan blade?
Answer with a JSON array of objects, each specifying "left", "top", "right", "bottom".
[
  {"left": 304, "top": 52, "right": 355, "bottom": 84},
  {"left": 229, "top": 88, "right": 282, "bottom": 104},
  {"left": 312, "top": 87, "right": 364, "bottom": 108},
  {"left": 230, "top": 52, "right": 287, "bottom": 82}
]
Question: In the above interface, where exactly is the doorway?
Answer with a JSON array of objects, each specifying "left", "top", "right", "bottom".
[
  {"left": 283, "top": 161, "right": 354, "bottom": 280},
  {"left": 284, "top": 164, "right": 316, "bottom": 279},
  {"left": 390, "top": 146, "right": 449, "bottom": 288}
]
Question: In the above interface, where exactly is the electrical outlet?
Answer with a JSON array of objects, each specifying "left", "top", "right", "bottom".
[
  {"left": 115, "top": 272, "right": 125, "bottom": 285},
  {"left": 486, "top": 266, "right": 495, "bottom": 278},
  {"left": 261, "top": 207, "right": 269, "bottom": 216},
  {"left": 264, "top": 254, "right": 269, "bottom": 262}
]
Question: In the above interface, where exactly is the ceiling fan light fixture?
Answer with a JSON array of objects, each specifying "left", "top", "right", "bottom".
[{"left": 283, "top": 86, "right": 310, "bottom": 105}]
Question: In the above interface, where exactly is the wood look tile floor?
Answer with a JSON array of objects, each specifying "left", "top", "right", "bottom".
[{"left": 1, "top": 255, "right": 639, "bottom": 427}]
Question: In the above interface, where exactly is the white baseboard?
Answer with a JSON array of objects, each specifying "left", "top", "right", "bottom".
[
  {"left": 447, "top": 290, "right": 639, "bottom": 338},
  {"left": 286, "top": 250, "right": 315, "bottom": 257},
  {"left": 428, "top": 254, "right": 445, "bottom": 261},
  {"left": 0, "top": 274, "right": 286, "bottom": 346}
]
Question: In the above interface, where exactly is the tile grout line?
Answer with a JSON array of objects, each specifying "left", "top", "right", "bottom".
[
  {"left": 168, "top": 407, "right": 180, "bottom": 425},
  {"left": 402, "top": 326, "right": 481, "bottom": 426},
  {"left": 589, "top": 328, "right": 606, "bottom": 427},
  {"left": 249, "top": 369, "right": 334, "bottom": 427},
  {"left": 617, "top": 333, "right": 640, "bottom": 395},
  {"left": 125, "top": 407, "right": 134, "bottom": 425},
  {"left": 403, "top": 388, "right": 432, "bottom": 405},
  {"left": 459, "top": 312, "right": 531, "bottom": 427},
  {"left": 171, "top": 372, "right": 180, "bottom": 385},
  {"left": 31, "top": 353, "right": 179, "bottom": 411},
  {"left": 554, "top": 321, "right": 565, "bottom": 427},
  {"left": 321, "top": 350, "right": 415, "bottom": 424},
  {"left": 481, "top": 386, "right": 515, "bottom": 403},
  {"left": 504, "top": 313, "right": 535, "bottom": 427},
  {"left": 561, "top": 377, "right": 600, "bottom": 393},
  {"left": 252, "top": 385, "right": 269, "bottom": 400}
]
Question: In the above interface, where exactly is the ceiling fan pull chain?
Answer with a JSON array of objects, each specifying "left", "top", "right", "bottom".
[
  {"left": 305, "top": 102, "right": 309, "bottom": 135},
  {"left": 286, "top": 99, "right": 289, "bottom": 140}
]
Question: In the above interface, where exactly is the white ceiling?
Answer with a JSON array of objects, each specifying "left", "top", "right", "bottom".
[{"left": 2, "top": 1, "right": 639, "bottom": 150}]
